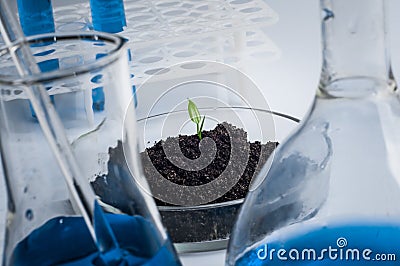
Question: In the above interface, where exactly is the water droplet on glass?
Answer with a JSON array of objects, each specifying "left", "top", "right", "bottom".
[{"left": 25, "top": 209, "right": 33, "bottom": 220}]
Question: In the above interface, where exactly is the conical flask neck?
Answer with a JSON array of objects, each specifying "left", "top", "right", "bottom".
[{"left": 319, "top": 0, "right": 395, "bottom": 97}]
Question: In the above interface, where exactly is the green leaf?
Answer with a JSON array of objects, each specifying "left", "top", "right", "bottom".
[{"left": 188, "top": 99, "right": 201, "bottom": 124}]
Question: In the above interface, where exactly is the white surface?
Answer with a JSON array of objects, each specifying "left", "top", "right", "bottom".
[{"left": 180, "top": 250, "right": 226, "bottom": 266}]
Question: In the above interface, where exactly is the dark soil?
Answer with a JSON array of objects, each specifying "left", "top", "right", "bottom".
[
  {"left": 92, "top": 122, "right": 278, "bottom": 244},
  {"left": 142, "top": 122, "right": 278, "bottom": 206}
]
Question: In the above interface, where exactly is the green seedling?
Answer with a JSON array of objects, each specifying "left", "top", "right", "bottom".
[{"left": 188, "top": 99, "right": 205, "bottom": 140}]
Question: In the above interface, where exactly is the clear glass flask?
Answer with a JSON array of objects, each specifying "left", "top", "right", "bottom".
[
  {"left": 227, "top": 0, "right": 400, "bottom": 265},
  {"left": 0, "top": 32, "right": 181, "bottom": 265}
]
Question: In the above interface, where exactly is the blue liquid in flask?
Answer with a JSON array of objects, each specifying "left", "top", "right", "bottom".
[
  {"left": 11, "top": 213, "right": 179, "bottom": 266},
  {"left": 235, "top": 221, "right": 400, "bottom": 266}
]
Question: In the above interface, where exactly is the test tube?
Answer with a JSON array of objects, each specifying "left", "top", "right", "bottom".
[
  {"left": 90, "top": 0, "right": 137, "bottom": 110},
  {"left": 17, "top": 0, "right": 58, "bottom": 119},
  {"left": 90, "top": 0, "right": 126, "bottom": 34},
  {"left": 16, "top": 0, "right": 55, "bottom": 36}
]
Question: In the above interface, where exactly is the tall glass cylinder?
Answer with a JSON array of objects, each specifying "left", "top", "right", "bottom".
[
  {"left": 0, "top": 32, "right": 180, "bottom": 265},
  {"left": 227, "top": 0, "right": 400, "bottom": 265}
]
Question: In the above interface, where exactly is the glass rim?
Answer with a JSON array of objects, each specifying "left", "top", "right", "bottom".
[
  {"left": 137, "top": 106, "right": 300, "bottom": 123},
  {"left": 0, "top": 31, "right": 126, "bottom": 86}
]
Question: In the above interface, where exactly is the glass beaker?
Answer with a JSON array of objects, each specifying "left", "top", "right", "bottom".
[
  {"left": 227, "top": 0, "right": 400, "bottom": 265},
  {"left": 0, "top": 32, "right": 181, "bottom": 265}
]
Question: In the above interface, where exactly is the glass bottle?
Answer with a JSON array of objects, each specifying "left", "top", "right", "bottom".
[
  {"left": 227, "top": 0, "right": 400, "bottom": 265},
  {"left": 0, "top": 32, "right": 181, "bottom": 265}
]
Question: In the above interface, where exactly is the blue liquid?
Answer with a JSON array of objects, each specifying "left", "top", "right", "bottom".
[
  {"left": 90, "top": 0, "right": 126, "bottom": 34},
  {"left": 236, "top": 222, "right": 400, "bottom": 265},
  {"left": 89, "top": 0, "right": 139, "bottom": 109},
  {"left": 91, "top": 54, "right": 107, "bottom": 112},
  {"left": 92, "top": 86, "right": 105, "bottom": 111},
  {"left": 90, "top": 52, "right": 137, "bottom": 112},
  {"left": 11, "top": 214, "right": 180, "bottom": 266},
  {"left": 17, "top": 0, "right": 57, "bottom": 120},
  {"left": 17, "top": 0, "right": 55, "bottom": 36}
]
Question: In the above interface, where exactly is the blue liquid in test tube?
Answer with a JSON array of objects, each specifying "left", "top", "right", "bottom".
[
  {"left": 90, "top": 0, "right": 138, "bottom": 110},
  {"left": 17, "top": 0, "right": 55, "bottom": 36},
  {"left": 91, "top": 53, "right": 107, "bottom": 112},
  {"left": 90, "top": 0, "right": 127, "bottom": 34},
  {"left": 17, "top": 0, "right": 57, "bottom": 119}
]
